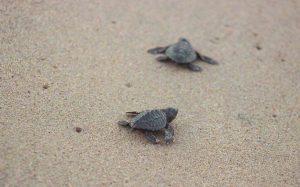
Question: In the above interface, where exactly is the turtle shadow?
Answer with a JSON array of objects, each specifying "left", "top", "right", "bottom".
[
  {"left": 118, "top": 125, "right": 166, "bottom": 145},
  {"left": 156, "top": 61, "right": 202, "bottom": 73}
]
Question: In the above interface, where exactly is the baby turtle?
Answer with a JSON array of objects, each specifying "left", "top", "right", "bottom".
[
  {"left": 118, "top": 107, "right": 178, "bottom": 144},
  {"left": 148, "top": 38, "right": 219, "bottom": 72}
]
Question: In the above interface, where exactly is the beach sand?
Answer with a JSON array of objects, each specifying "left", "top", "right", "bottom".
[{"left": 1, "top": 0, "right": 299, "bottom": 186}]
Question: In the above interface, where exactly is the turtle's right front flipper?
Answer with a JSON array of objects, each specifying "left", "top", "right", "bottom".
[
  {"left": 187, "top": 63, "right": 203, "bottom": 72},
  {"left": 147, "top": 46, "right": 169, "bottom": 54},
  {"left": 163, "top": 124, "right": 175, "bottom": 144},
  {"left": 126, "top": 111, "right": 140, "bottom": 117},
  {"left": 145, "top": 131, "right": 160, "bottom": 144}
]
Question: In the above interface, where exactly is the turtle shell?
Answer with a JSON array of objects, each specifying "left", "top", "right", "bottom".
[
  {"left": 130, "top": 110, "right": 167, "bottom": 131},
  {"left": 166, "top": 39, "right": 197, "bottom": 63}
]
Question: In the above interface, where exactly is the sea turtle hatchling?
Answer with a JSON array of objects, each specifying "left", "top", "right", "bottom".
[
  {"left": 117, "top": 107, "right": 178, "bottom": 144},
  {"left": 148, "top": 38, "right": 219, "bottom": 72}
]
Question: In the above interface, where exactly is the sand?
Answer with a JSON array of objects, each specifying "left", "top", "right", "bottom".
[{"left": 1, "top": 0, "right": 299, "bottom": 186}]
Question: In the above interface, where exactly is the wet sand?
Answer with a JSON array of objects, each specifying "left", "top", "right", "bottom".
[{"left": 1, "top": 0, "right": 299, "bottom": 186}]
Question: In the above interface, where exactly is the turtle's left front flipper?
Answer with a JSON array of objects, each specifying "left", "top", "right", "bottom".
[
  {"left": 118, "top": 121, "right": 130, "bottom": 127},
  {"left": 147, "top": 46, "right": 169, "bottom": 54},
  {"left": 196, "top": 52, "right": 219, "bottom": 65}
]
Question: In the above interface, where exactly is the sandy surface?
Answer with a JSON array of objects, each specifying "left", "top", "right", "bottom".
[{"left": 1, "top": 0, "right": 300, "bottom": 186}]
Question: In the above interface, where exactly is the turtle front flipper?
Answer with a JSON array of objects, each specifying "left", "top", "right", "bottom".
[
  {"left": 196, "top": 52, "right": 219, "bottom": 65},
  {"left": 126, "top": 111, "right": 140, "bottom": 117},
  {"left": 118, "top": 121, "right": 130, "bottom": 127},
  {"left": 187, "top": 63, "right": 203, "bottom": 72},
  {"left": 145, "top": 131, "right": 160, "bottom": 144},
  {"left": 156, "top": 56, "right": 171, "bottom": 62},
  {"left": 163, "top": 124, "right": 175, "bottom": 144},
  {"left": 147, "top": 46, "right": 169, "bottom": 54}
]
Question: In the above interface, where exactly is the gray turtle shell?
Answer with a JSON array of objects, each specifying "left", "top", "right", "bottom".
[
  {"left": 166, "top": 40, "right": 197, "bottom": 63},
  {"left": 130, "top": 110, "right": 167, "bottom": 131}
]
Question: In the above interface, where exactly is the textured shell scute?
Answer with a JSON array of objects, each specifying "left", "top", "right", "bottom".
[
  {"left": 166, "top": 41, "right": 197, "bottom": 63},
  {"left": 131, "top": 110, "right": 167, "bottom": 131}
]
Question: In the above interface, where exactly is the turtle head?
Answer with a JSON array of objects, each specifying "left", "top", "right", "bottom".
[
  {"left": 178, "top": 38, "right": 189, "bottom": 43},
  {"left": 162, "top": 107, "right": 178, "bottom": 123}
]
